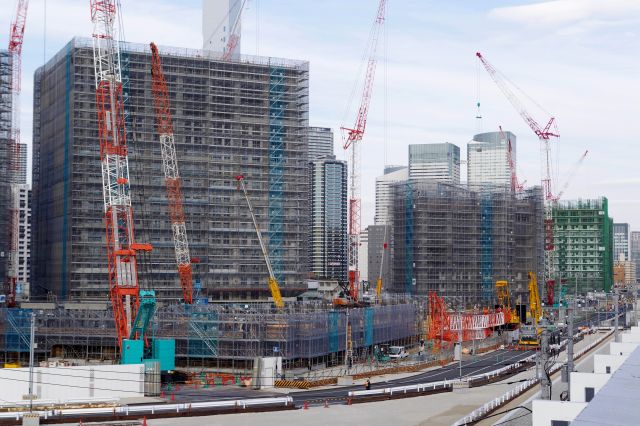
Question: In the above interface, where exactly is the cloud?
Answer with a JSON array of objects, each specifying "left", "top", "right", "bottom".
[{"left": 489, "top": 0, "right": 640, "bottom": 28}]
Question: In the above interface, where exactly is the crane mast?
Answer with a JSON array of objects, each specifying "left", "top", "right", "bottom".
[
  {"left": 235, "top": 175, "right": 284, "bottom": 309},
  {"left": 89, "top": 0, "right": 151, "bottom": 349},
  {"left": 477, "top": 52, "right": 559, "bottom": 305},
  {"left": 149, "top": 42, "right": 193, "bottom": 304},
  {"left": 342, "top": 0, "right": 387, "bottom": 302},
  {"left": 5, "top": 0, "right": 29, "bottom": 307},
  {"left": 222, "top": 0, "right": 247, "bottom": 61}
]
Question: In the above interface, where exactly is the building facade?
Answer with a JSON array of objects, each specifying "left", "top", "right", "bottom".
[
  {"left": 309, "top": 158, "right": 347, "bottom": 283},
  {"left": 202, "top": 0, "right": 242, "bottom": 57},
  {"left": 631, "top": 231, "right": 640, "bottom": 282},
  {"left": 467, "top": 131, "right": 516, "bottom": 188},
  {"left": 358, "top": 228, "right": 368, "bottom": 284},
  {"left": 14, "top": 184, "right": 30, "bottom": 301},
  {"left": 408, "top": 143, "right": 460, "bottom": 183},
  {"left": 613, "top": 223, "right": 629, "bottom": 261},
  {"left": 0, "top": 50, "right": 13, "bottom": 289},
  {"left": 32, "top": 38, "right": 309, "bottom": 302},
  {"left": 392, "top": 181, "right": 544, "bottom": 304},
  {"left": 308, "top": 127, "right": 333, "bottom": 160},
  {"left": 374, "top": 165, "right": 407, "bottom": 225},
  {"left": 553, "top": 198, "right": 614, "bottom": 294}
]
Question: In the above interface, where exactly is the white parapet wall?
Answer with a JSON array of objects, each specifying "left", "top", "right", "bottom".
[
  {"left": 593, "top": 353, "right": 629, "bottom": 374},
  {"left": 609, "top": 342, "right": 638, "bottom": 355},
  {"left": 619, "top": 333, "right": 640, "bottom": 343},
  {"left": 0, "top": 364, "right": 145, "bottom": 404},
  {"left": 532, "top": 400, "right": 587, "bottom": 426},
  {"left": 569, "top": 372, "right": 610, "bottom": 403}
]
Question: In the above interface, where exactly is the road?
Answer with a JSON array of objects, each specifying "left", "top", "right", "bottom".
[{"left": 166, "top": 347, "right": 534, "bottom": 406}]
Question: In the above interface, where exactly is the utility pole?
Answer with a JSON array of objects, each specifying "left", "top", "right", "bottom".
[
  {"left": 566, "top": 300, "right": 574, "bottom": 399},
  {"left": 614, "top": 289, "right": 619, "bottom": 341},
  {"left": 28, "top": 312, "right": 35, "bottom": 412},
  {"left": 539, "top": 318, "right": 551, "bottom": 400}
]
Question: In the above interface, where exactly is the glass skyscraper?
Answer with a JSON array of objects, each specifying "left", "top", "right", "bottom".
[
  {"left": 408, "top": 143, "right": 460, "bottom": 183},
  {"left": 467, "top": 131, "right": 516, "bottom": 188}
]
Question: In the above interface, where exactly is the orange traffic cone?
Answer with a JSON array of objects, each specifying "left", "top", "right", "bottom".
[
  {"left": 142, "top": 417, "right": 147, "bottom": 426},
  {"left": 170, "top": 393, "right": 175, "bottom": 402},
  {"left": 160, "top": 390, "right": 165, "bottom": 398},
  {"left": 347, "top": 397, "right": 352, "bottom": 406},
  {"left": 303, "top": 401, "right": 309, "bottom": 410},
  {"left": 324, "top": 399, "right": 329, "bottom": 408}
]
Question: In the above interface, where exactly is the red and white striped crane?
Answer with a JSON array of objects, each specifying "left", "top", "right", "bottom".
[
  {"left": 476, "top": 52, "right": 559, "bottom": 305},
  {"left": 222, "top": 0, "right": 247, "bottom": 61},
  {"left": 5, "top": 0, "right": 29, "bottom": 307},
  {"left": 89, "top": 0, "right": 152, "bottom": 349},
  {"left": 341, "top": 0, "right": 387, "bottom": 302},
  {"left": 149, "top": 42, "right": 193, "bottom": 304},
  {"left": 499, "top": 125, "right": 524, "bottom": 193}
]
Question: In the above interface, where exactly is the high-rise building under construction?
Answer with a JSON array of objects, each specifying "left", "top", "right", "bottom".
[
  {"left": 0, "top": 50, "right": 13, "bottom": 286},
  {"left": 32, "top": 38, "right": 310, "bottom": 302},
  {"left": 392, "top": 181, "right": 544, "bottom": 303}
]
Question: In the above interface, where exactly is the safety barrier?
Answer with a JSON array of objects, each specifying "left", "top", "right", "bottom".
[
  {"left": 347, "top": 379, "right": 452, "bottom": 402},
  {"left": 0, "top": 396, "right": 294, "bottom": 422},
  {"left": 274, "top": 378, "right": 338, "bottom": 389}
]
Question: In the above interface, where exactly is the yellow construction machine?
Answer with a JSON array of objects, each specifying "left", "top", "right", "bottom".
[
  {"left": 495, "top": 280, "right": 520, "bottom": 328},
  {"left": 518, "top": 272, "right": 543, "bottom": 347}
]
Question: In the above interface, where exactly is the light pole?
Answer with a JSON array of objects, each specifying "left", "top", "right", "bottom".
[{"left": 28, "top": 312, "right": 35, "bottom": 413}]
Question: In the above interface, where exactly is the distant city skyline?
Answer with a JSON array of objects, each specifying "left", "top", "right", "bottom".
[{"left": 2, "top": 0, "right": 638, "bottom": 230}]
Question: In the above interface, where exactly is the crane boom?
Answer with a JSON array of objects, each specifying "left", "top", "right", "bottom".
[
  {"left": 89, "top": 0, "right": 152, "bottom": 349},
  {"left": 477, "top": 51, "right": 559, "bottom": 305},
  {"left": 149, "top": 42, "right": 193, "bottom": 304},
  {"left": 555, "top": 150, "right": 588, "bottom": 201},
  {"left": 235, "top": 175, "right": 284, "bottom": 309},
  {"left": 5, "top": 0, "right": 29, "bottom": 307},
  {"left": 342, "top": 0, "right": 387, "bottom": 302},
  {"left": 222, "top": 0, "right": 247, "bottom": 61}
]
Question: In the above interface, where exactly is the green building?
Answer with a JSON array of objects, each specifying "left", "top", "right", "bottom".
[{"left": 553, "top": 197, "right": 614, "bottom": 295}]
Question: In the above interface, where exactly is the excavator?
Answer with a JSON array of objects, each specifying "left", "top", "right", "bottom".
[
  {"left": 495, "top": 280, "right": 520, "bottom": 329},
  {"left": 518, "top": 272, "right": 543, "bottom": 347}
]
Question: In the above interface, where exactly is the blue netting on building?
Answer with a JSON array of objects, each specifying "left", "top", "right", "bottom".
[
  {"left": 187, "top": 309, "right": 218, "bottom": 358},
  {"left": 328, "top": 310, "right": 340, "bottom": 353},
  {"left": 268, "top": 66, "right": 285, "bottom": 284},
  {"left": 4, "top": 309, "right": 31, "bottom": 353},
  {"left": 481, "top": 194, "right": 493, "bottom": 301},
  {"left": 364, "top": 307, "right": 374, "bottom": 347},
  {"left": 405, "top": 182, "right": 414, "bottom": 295}
]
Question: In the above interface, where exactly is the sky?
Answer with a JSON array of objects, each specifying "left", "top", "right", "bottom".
[{"left": 3, "top": 0, "right": 639, "bottom": 231}]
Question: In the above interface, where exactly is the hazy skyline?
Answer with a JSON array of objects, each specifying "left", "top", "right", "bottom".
[{"left": 4, "top": 0, "right": 638, "bottom": 229}]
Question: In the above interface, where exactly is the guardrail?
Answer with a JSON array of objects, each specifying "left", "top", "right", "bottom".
[
  {"left": 0, "top": 396, "right": 294, "bottom": 422},
  {"left": 453, "top": 329, "right": 613, "bottom": 425},
  {"left": 347, "top": 379, "right": 452, "bottom": 401}
]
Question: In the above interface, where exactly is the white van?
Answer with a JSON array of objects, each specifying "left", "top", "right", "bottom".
[{"left": 388, "top": 346, "right": 408, "bottom": 359}]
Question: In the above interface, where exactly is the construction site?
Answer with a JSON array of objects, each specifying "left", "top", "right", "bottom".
[{"left": 0, "top": 1, "right": 628, "bottom": 424}]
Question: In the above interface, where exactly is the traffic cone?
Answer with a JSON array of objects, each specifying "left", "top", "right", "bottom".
[
  {"left": 160, "top": 390, "right": 165, "bottom": 398},
  {"left": 303, "top": 401, "right": 309, "bottom": 410},
  {"left": 79, "top": 420, "right": 83, "bottom": 426},
  {"left": 324, "top": 399, "right": 329, "bottom": 408},
  {"left": 347, "top": 397, "right": 352, "bottom": 406},
  {"left": 142, "top": 417, "right": 147, "bottom": 426},
  {"left": 170, "top": 393, "right": 175, "bottom": 402}
]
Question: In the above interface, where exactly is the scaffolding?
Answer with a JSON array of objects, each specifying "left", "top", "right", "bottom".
[
  {"left": 0, "top": 300, "right": 423, "bottom": 370},
  {"left": 552, "top": 197, "right": 613, "bottom": 294},
  {"left": 393, "top": 182, "right": 543, "bottom": 305},
  {"left": 32, "top": 37, "right": 310, "bottom": 302}
]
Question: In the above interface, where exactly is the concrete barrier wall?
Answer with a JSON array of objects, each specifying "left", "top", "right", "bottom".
[
  {"left": 0, "top": 364, "right": 144, "bottom": 403},
  {"left": 609, "top": 342, "right": 638, "bottom": 355},
  {"left": 593, "top": 354, "right": 629, "bottom": 374},
  {"left": 569, "top": 372, "right": 610, "bottom": 403},
  {"left": 532, "top": 400, "right": 587, "bottom": 426}
]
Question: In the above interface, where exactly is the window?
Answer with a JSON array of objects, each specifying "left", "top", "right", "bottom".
[
  {"left": 551, "top": 421, "right": 569, "bottom": 426},
  {"left": 606, "top": 366, "right": 611, "bottom": 374},
  {"left": 585, "top": 386, "right": 595, "bottom": 402}
]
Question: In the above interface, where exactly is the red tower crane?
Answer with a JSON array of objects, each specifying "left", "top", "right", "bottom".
[
  {"left": 222, "top": 0, "right": 247, "bottom": 61},
  {"left": 476, "top": 52, "right": 559, "bottom": 305},
  {"left": 5, "top": 0, "right": 29, "bottom": 307},
  {"left": 89, "top": 0, "right": 152, "bottom": 349},
  {"left": 149, "top": 42, "right": 193, "bottom": 304},
  {"left": 341, "top": 0, "right": 387, "bottom": 302},
  {"left": 499, "top": 125, "right": 524, "bottom": 193}
]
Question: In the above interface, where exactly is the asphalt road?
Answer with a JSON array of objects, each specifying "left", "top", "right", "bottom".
[{"left": 164, "top": 347, "right": 534, "bottom": 406}]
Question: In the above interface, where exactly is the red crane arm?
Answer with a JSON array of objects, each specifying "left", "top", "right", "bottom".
[
  {"left": 342, "top": 0, "right": 387, "bottom": 150},
  {"left": 476, "top": 52, "right": 559, "bottom": 141}
]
